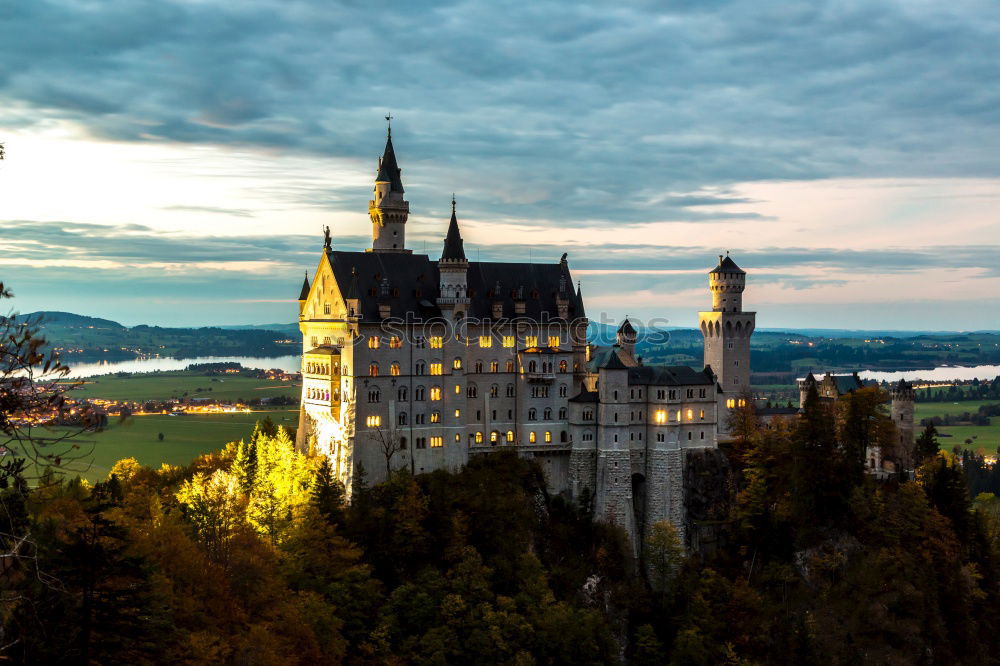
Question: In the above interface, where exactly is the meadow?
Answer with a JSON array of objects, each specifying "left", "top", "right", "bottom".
[
  {"left": 42, "top": 408, "right": 299, "bottom": 482},
  {"left": 915, "top": 399, "right": 1000, "bottom": 454}
]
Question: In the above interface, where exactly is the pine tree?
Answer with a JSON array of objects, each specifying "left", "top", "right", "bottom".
[
  {"left": 914, "top": 423, "right": 940, "bottom": 465},
  {"left": 312, "top": 457, "right": 346, "bottom": 525}
]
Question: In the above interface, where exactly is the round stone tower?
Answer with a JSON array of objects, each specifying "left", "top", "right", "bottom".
[
  {"left": 710, "top": 254, "right": 745, "bottom": 313},
  {"left": 891, "top": 379, "right": 916, "bottom": 466},
  {"left": 699, "top": 253, "right": 755, "bottom": 395}
]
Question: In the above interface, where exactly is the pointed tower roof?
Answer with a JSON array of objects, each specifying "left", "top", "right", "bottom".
[
  {"left": 441, "top": 196, "right": 466, "bottom": 262},
  {"left": 374, "top": 128, "right": 405, "bottom": 193},
  {"left": 298, "top": 271, "right": 310, "bottom": 301},
  {"left": 618, "top": 318, "right": 637, "bottom": 337},
  {"left": 710, "top": 252, "right": 745, "bottom": 274},
  {"left": 600, "top": 347, "right": 628, "bottom": 370}
]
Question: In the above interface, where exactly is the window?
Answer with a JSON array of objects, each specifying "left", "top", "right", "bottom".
[
  {"left": 430, "top": 363, "right": 443, "bottom": 376},
  {"left": 430, "top": 411, "right": 440, "bottom": 423},
  {"left": 492, "top": 409, "right": 497, "bottom": 420},
  {"left": 369, "top": 363, "right": 379, "bottom": 376},
  {"left": 416, "top": 437, "right": 427, "bottom": 449},
  {"left": 323, "top": 336, "right": 332, "bottom": 346},
  {"left": 738, "top": 398, "right": 747, "bottom": 407},
  {"left": 430, "top": 387, "right": 442, "bottom": 401},
  {"left": 398, "top": 412, "right": 407, "bottom": 425},
  {"left": 454, "top": 384, "right": 461, "bottom": 395},
  {"left": 548, "top": 335, "right": 560, "bottom": 347},
  {"left": 398, "top": 387, "right": 408, "bottom": 401},
  {"left": 529, "top": 431, "right": 537, "bottom": 443},
  {"left": 700, "top": 431, "right": 706, "bottom": 440},
  {"left": 415, "top": 362, "right": 425, "bottom": 375},
  {"left": 368, "top": 336, "right": 380, "bottom": 349},
  {"left": 675, "top": 410, "right": 681, "bottom": 421},
  {"left": 526, "top": 335, "right": 538, "bottom": 348},
  {"left": 390, "top": 336, "right": 402, "bottom": 349},
  {"left": 490, "top": 360, "right": 499, "bottom": 373},
  {"left": 559, "top": 385, "right": 567, "bottom": 397},
  {"left": 415, "top": 414, "right": 425, "bottom": 424},
  {"left": 506, "top": 360, "right": 515, "bottom": 372},
  {"left": 468, "top": 384, "right": 478, "bottom": 398},
  {"left": 559, "top": 360, "right": 567, "bottom": 373},
  {"left": 655, "top": 410, "right": 666, "bottom": 424},
  {"left": 699, "top": 409, "right": 705, "bottom": 420},
  {"left": 415, "top": 386, "right": 426, "bottom": 401},
  {"left": 558, "top": 407, "right": 567, "bottom": 419},
  {"left": 583, "top": 410, "right": 593, "bottom": 420},
  {"left": 368, "top": 390, "right": 380, "bottom": 403},
  {"left": 400, "top": 436, "right": 407, "bottom": 449},
  {"left": 479, "top": 335, "right": 492, "bottom": 348},
  {"left": 545, "top": 431, "right": 552, "bottom": 443},
  {"left": 311, "top": 336, "right": 318, "bottom": 347},
  {"left": 455, "top": 433, "right": 461, "bottom": 443},
  {"left": 726, "top": 398, "right": 735, "bottom": 408},
  {"left": 669, "top": 390, "right": 677, "bottom": 400},
  {"left": 365, "top": 415, "right": 381, "bottom": 427},
  {"left": 699, "top": 388, "right": 706, "bottom": 398},
  {"left": 475, "top": 431, "right": 483, "bottom": 443},
  {"left": 613, "top": 390, "right": 618, "bottom": 400},
  {"left": 475, "top": 361, "right": 484, "bottom": 373},
  {"left": 390, "top": 362, "right": 400, "bottom": 376},
  {"left": 528, "top": 408, "right": 537, "bottom": 420},
  {"left": 430, "top": 436, "right": 443, "bottom": 448},
  {"left": 560, "top": 431, "right": 568, "bottom": 442},
  {"left": 490, "top": 384, "right": 499, "bottom": 398},
  {"left": 490, "top": 430, "right": 499, "bottom": 443},
  {"left": 503, "top": 335, "right": 515, "bottom": 348},
  {"left": 506, "top": 384, "right": 515, "bottom": 397},
  {"left": 687, "top": 432, "right": 692, "bottom": 441},
  {"left": 506, "top": 430, "right": 514, "bottom": 442},
  {"left": 454, "top": 409, "right": 461, "bottom": 418},
  {"left": 686, "top": 389, "right": 694, "bottom": 398},
  {"left": 686, "top": 409, "right": 693, "bottom": 420},
  {"left": 657, "top": 433, "right": 665, "bottom": 442},
  {"left": 528, "top": 360, "right": 537, "bottom": 373},
  {"left": 453, "top": 358, "right": 462, "bottom": 370},
  {"left": 430, "top": 336, "right": 443, "bottom": 349},
  {"left": 543, "top": 408, "right": 552, "bottom": 420}
]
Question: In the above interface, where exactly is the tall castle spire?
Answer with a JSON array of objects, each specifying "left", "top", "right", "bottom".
[
  {"left": 368, "top": 119, "right": 411, "bottom": 253},
  {"left": 441, "top": 195, "right": 466, "bottom": 261}
]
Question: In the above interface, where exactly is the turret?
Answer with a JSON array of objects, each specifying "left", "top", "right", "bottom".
[
  {"left": 298, "top": 271, "right": 310, "bottom": 317},
  {"left": 368, "top": 124, "right": 411, "bottom": 253},
  {"left": 709, "top": 253, "right": 746, "bottom": 313},
  {"left": 617, "top": 318, "right": 637, "bottom": 362},
  {"left": 437, "top": 197, "right": 470, "bottom": 320}
]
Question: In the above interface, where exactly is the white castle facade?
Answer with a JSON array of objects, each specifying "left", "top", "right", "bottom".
[{"left": 295, "top": 129, "right": 755, "bottom": 548}]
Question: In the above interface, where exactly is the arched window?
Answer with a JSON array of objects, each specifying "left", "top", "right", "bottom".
[
  {"left": 453, "top": 357, "right": 462, "bottom": 370},
  {"left": 559, "top": 359, "right": 567, "bottom": 373},
  {"left": 506, "top": 360, "right": 515, "bottom": 372},
  {"left": 559, "top": 384, "right": 567, "bottom": 397},
  {"left": 560, "top": 431, "right": 567, "bottom": 442},
  {"left": 415, "top": 386, "right": 426, "bottom": 401},
  {"left": 490, "top": 430, "right": 499, "bottom": 443},
  {"left": 529, "top": 431, "right": 537, "bottom": 443},
  {"left": 369, "top": 362, "right": 379, "bottom": 376},
  {"left": 398, "top": 412, "right": 407, "bottom": 425},
  {"left": 506, "top": 384, "right": 515, "bottom": 397},
  {"left": 559, "top": 407, "right": 567, "bottom": 419},
  {"left": 399, "top": 436, "right": 407, "bottom": 449},
  {"left": 390, "top": 362, "right": 400, "bottom": 376},
  {"left": 475, "top": 361, "right": 484, "bottom": 373},
  {"left": 398, "top": 387, "right": 408, "bottom": 401},
  {"left": 506, "top": 430, "right": 514, "bottom": 442},
  {"left": 490, "top": 384, "right": 499, "bottom": 398},
  {"left": 544, "top": 431, "right": 552, "bottom": 443},
  {"left": 475, "top": 431, "right": 483, "bottom": 443},
  {"left": 368, "top": 389, "right": 380, "bottom": 403},
  {"left": 467, "top": 384, "right": 478, "bottom": 398},
  {"left": 529, "top": 360, "right": 537, "bottom": 372},
  {"left": 543, "top": 407, "right": 552, "bottom": 420},
  {"left": 430, "top": 411, "right": 441, "bottom": 423},
  {"left": 415, "top": 361, "right": 425, "bottom": 375},
  {"left": 490, "top": 360, "right": 499, "bottom": 373},
  {"left": 528, "top": 408, "right": 537, "bottom": 420}
]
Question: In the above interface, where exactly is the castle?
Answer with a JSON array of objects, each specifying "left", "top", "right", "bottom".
[{"left": 295, "top": 127, "right": 911, "bottom": 549}]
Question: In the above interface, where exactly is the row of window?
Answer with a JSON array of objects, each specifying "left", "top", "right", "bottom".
[
  {"left": 725, "top": 398, "right": 748, "bottom": 408},
  {"left": 614, "top": 388, "right": 708, "bottom": 401},
  {"left": 374, "top": 406, "right": 570, "bottom": 425},
  {"left": 306, "top": 388, "right": 339, "bottom": 402},
  {"left": 304, "top": 361, "right": 339, "bottom": 374}
]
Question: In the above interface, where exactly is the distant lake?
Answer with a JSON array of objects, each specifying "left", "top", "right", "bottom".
[
  {"left": 65, "top": 355, "right": 301, "bottom": 378},
  {"left": 857, "top": 365, "right": 1000, "bottom": 383}
]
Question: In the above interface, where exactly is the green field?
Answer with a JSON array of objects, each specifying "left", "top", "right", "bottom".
[
  {"left": 935, "top": 425, "right": 1000, "bottom": 454},
  {"left": 62, "top": 371, "right": 299, "bottom": 402},
  {"left": 915, "top": 400, "right": 998, "bottom": 421},
  {"left": 36, "top": 409, "right": 298, "bottom": 482}
]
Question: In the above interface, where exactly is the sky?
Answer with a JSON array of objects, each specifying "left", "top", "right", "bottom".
[{"left": 1, "top": 0, "right": 998, "bottom": 331}]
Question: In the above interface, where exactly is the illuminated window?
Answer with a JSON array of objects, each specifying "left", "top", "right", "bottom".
[
  {"left": 430, "top": 363, "right": 443, "bottom": 375},
  {"left": 369, "top": 363, "right": 379, "bottom": 376},
  {"left": 506, "top": 361, "right": 515, "bottom": 372},
  {"left": 454, "top": 409, "right": 461, "bottom": 418},
  {"left": 548, "top": 335, "right": 560, "bottom": 347},
  {"left": 699, "top": 409, "right": 705, "bottom": 420},
  {"left": 475, "top": 431, "right": 483, "bottom": 443},
  {"left": 365, "top": 415, "right": 381, "bottom": 428},
  {"left": 455, "top": 433, "right": 461, "bottom": 443},
  {"left": 726, "top": 398, "right": 735, "bottom": 408},
  {"left": 323, "top": 336, "right": 332, "bottom": 346},
  {"left": 430, "top": 411, "right": 440, "bottom": 423},
  {"left": 453, "top": 358, "right": 462, "bottom": 370},
  {"left": 675, "top": 410, "right": 681, "bottom": 421},
  {"left": 490, "top": 384, "right": 499, "bottom": 398},
  {"left": 454, "top": 384, "right": 461, "bottom": 395},
  {"left": 430, "top": 336, "right": 444, "bottom": 349},
  {"left": 503, "top": 335, "right": 515, "bottom": 348},
  {"left": 544, "top": 431, "right": 552, "bottom": 443},
  {"left": 430, "top": 436, "right": 443, "bottom": 448},
  {"left": 479, "top": 335, "right": 492, "bottom": 348},
  {"left": 655, "top": 410, "right": 666, "bottom": 424},
  {"left": 529, "top": 431, "right": 537, "bottom": 443},
  {"left": 738, "top": 398, "right": 747, "bottom": 407},
  {"left": 506, "top": 430, "right": 515, "bottom": 442},
  {"left": 491, "top": 431, "right": 499, "bottom": 443},
  {"left": 430, "top": 387, "right": 441, "bottom": 401},
  {"left": 311, "top": 336, "right": 318, "bottom": 347},
  {"left": 490, "top": 360, "right": 499, "bottom": 373},
  {"left": 686, "top": 409, "right": 693, "bottom": 421},
  {"left": 368, "top": 336, "right": 380, "bottom": 349},
  {"left": 389, "top": 336, "right": 402, "bottom": 349},
  {"left": 390, "top": 362, "right": 400, "bottom": 376},
  {"left": 526, "top": 335, "right": 538, "bottom": 348},
  {"left": 323, "top": 303, "right": 331, "bottom": 315},
  {"left": 559, "top": 360, "right": 567, "bottom": 373}
]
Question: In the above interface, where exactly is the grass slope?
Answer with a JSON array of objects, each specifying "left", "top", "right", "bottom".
[{"left": 62, "top": 371, "right": 299, "bottom": 402}]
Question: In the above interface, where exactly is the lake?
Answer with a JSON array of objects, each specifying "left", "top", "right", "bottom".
[
  {"left": 857, "top": 365, "right": 1000, "bottom": 383},
  {"left": 65, "top": 354, "right": 302, "bottom": 378}
]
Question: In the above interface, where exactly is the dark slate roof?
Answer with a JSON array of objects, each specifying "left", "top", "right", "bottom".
[
  {"left": 298, "top": 272, "right": 311, "bottom": 300},
  {"left": 600, "top": 348, "right": 628, "bottom": 370},
  {"left": 324, "top": 250, "right": 583, "bottom": 321},
  {"left": 832, "top": 374, "right": 865, "bottom": 394},
  {"left": 627, "top": 365, "right": 715, "bottom": 386},
  {"left": 568, "top": 385, "right": 599, "bottom": 403},
  {"left": 586, "top": 345, "right": 631, "bottom": 373},
  {"left": 441, "top": 206, "right": 466, "bottom": 261},
  {"left": 374, "top": 131, "right": 404, "bottom": 193},
  {"left": 710, "top": 254, "right": 745, "bottom": 274},
  {"left": 618, "top": 318, "right": 636, "bottom": 336}
]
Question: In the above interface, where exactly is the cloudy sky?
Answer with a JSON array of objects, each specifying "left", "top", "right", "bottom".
[{"left": 1, "top": 0, "right": 998, "bottom": 330}]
